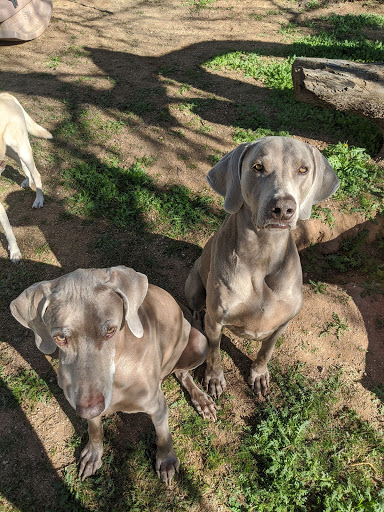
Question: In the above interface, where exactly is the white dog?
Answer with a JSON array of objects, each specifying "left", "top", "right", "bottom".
[{"left": 0, "top": 93, "right": 52, "bottom": 262}]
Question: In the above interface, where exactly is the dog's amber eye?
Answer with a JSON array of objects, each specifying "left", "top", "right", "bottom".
[
  {"left": 54, "top": 335, "right": 67, "bottom": 345},
  {"left": 299, "top": 166, "right": 309, "bottom": 174},
  {"left": 252, "top": 163, "right": 264, "bottom": 172},
  {"left": 105, "top": 327, "right": 116, "bottom": 338}
]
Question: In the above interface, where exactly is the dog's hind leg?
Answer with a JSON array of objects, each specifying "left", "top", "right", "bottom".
[
  {"left": 185, "top": 257, "right": 206, "bottom": 312},
  {"left": 0, "top": 203, "right": 21, "bottom": 262},
  {"left": 18, "top": 145, "right": 44, "bottom": 208},
  {"left": 174, "top": 323, "right": 217, "bottom": 420}
]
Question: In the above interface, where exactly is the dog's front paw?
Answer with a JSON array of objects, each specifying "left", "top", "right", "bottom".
[
  {"left": 79, "top": 441, "right": 103, "bottom": 481},
  {"left": 10, "top": 249, "right": 22, "bottom": 263},
  {"left": 204, "top": 367, "right": 226, "bottom": 399},
  {"left": 191, "top": 388, "right": 217, "bottom": 421},
  {"left": 156, "top": 450, "right": 179, "bottom": 485},
  {"left": 32, "top": 197, "right": 44, "bottom": 208},
  {"left": 248, "top": 366, "right": 270, "bottom": 399},
  {"left": 9, "top": 243, "right": 22, "bottom": 263},
  {"left": 21, "top": 178, "right": 30, "bottom": 188}
]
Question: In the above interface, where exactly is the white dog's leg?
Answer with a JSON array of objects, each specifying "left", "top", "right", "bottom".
[
  {"left": 0, "top": 203, "right": 21, "bottom": 262},
  {"left": 19, "top": 148, "right": 44, "bottom": 208},
  {"left": 0, "top": 139, "right": 6, "bottom": 174}
]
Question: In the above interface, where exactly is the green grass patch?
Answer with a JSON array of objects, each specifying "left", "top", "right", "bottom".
[
  {"left": 1, "top": 366, "right": 52, "bottom": 409},
  {"left": 323, "top": 143, "right": 384, "bottom": 217},
  {"left": 204, "top": 51, "right": 381, "bottom": 155},
  {"left": 203, "top": 13, "right": 384, "bottom": 156},
  {"left": 205, "top": 53, "right": 294, "bottom": 90},
  {"left": 293, "top": 14, "right": 384, "bottom": 62},
  {"left": 61, "top": 156, "right": 224, "bottom": 238},
  {"left": 186, "top": 0, "right": 216, "bottom": 11},
  {"left": 227, "top": 365, "right": 384, "bottom": 512}
]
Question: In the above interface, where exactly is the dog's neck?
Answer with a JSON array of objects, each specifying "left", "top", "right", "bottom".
[{"left": 229, "top": 204, "right": 296, "bottom": 271}]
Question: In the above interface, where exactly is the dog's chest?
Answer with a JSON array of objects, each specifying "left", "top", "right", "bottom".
[{"left": 216, "top": 270, "right": 302, "bottom": 340}]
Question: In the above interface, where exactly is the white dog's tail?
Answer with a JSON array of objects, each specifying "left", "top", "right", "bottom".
[
  {"left": 24, "top": 109, "right": 53, "bottom": 139},
  {"left": 12, "top": 95, "right": 53, "bottom": 139}
]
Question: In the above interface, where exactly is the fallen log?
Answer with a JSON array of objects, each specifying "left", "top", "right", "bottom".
[{"left": 292, "top": 57, "right": 384, "bottom": 158}]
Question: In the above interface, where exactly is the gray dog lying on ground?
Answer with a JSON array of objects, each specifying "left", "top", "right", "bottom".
[
  {"left": 11, "top": 266, "right": 216, "bottom": 484},
  {"left": 0, "top": 92, "right": 52, "bottom": 262},
  {"left": 185, "top": 136, "right": 340, "bottom": 399}
]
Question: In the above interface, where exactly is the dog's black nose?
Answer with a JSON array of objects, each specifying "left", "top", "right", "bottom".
[
  {"left": 269, "top": 195, "right": 296, "bottom": 221},
  {"left": 76, "top": 393, "right": 105, "bottom": 419}
]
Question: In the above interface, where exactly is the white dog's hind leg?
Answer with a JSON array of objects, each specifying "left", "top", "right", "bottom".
[{"left": 19, "top": 148, "right": 44, "bottom": 208}]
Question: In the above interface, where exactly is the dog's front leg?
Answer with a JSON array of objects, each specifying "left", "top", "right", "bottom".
[
  {"left": 150, "top": 391, "right": 179, "bottom": 485},
  {"left": 203, "top": 313, "right": 226, "bottom": 399},
  {"left": 248, "top": 323, "right": 288, "bottom": 399},
  {"left": 0, "top": 203, "right": 22, "bottom": 262},
  {"left": 79, "top": 416, "right": 104, "bottom": 481}
]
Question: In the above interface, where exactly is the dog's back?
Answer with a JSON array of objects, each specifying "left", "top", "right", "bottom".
[{"left": 0, "top": 92, "right": 52, "bottom": 141}]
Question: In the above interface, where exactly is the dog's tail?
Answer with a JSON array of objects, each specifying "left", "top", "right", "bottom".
[
  {"left": 24, "top": 110, "right": 53, "bottom": 139},
  {"left": 12, "top": 96, "right": 53, "bottom": 139}
]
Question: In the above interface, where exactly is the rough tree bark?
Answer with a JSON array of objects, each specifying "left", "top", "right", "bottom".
[{"left": 292, "top": 57, "right": 384, "bottom": 159}]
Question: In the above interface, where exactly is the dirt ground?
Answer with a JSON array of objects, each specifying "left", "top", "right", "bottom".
[{"left": 0, "top": 0, "right": 384, "bottom": 509}]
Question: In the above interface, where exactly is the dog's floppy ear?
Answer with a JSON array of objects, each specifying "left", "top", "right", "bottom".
[
  {"left": 299, "top": 146, "right": 340, "bottom": 220},
  {"left": 206, "top": 142, "right": 253, "bottom": 213},
  {"left": 10, "top": 281, "right": 57, "bottom": 354},
  {"left": 107, "top": 266, "right": 148, "bottom": 338}
]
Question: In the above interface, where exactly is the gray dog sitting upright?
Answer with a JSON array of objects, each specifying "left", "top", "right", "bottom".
[
  {"left": 11, "top": 266, "right": 216, "bottom": 484},
  {"left": 185, "top": 136, "right": 339, "bottom": 399}
]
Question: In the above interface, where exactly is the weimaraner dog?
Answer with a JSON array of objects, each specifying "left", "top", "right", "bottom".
[
  {"left": 10, "top": 266, "right": 216, "bottom": 484},
  {"left": 185, "top": 136, "right": 339, "bottom": 399}
]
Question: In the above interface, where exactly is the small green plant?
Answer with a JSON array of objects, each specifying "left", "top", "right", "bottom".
[
  {"left": 324, "top": 143, "right": 384, "bottom": 217},
  {"left": 205, "top": 53, "right": 294, "bottom": 90},
  {"left": 178, "top": 83, "right": 192, "bottom": 94},
  {"left": 279, "top": 22, "right": 299, "bottom": 36},
  {"left": 45, "top": 56, "right": 61, "bottom": 68},
  {"left": 309, "top": 280, "right": 328, "bottom": 294},
  {"left": 376, "top": 315, "right": 384, "bottom": 330},
  {"left": 324, "top": 230, "right": 369, "bottom": 273},
  {"left": 291, "top": 13, "right": 384, "bottom": 62},
  {"left": 232, "top": 127, "right": 290, "bottom": 144},
  {"left": 208, "top": 152, "right": 223, "bottom": 166},
  {"left": 303, "top": 0, "right": 319, "bottom": 10},
  {"left": 35, "top": 242, "right": 51, "bottom": 257},
  {"left": 311, "top": 205, "right": 336, "bottom": 228},
  {"left": 187, "top": 0, "right": 215, "bottom": 9},
  {"left": 319, "top": 312, "right": 350, "bottom": 340},
  {"left": 360, "top": 280, "right": 384, "bottom": 299},
  {"left": 247, "top": 13, "right": 264, "bottom": 21}
]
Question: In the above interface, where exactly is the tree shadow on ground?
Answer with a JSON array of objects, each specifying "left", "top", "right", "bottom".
[
  {"left": 2, "top": 37, "right": 381, "bottom": 166},
  {"left": 0, "top": 374, "right": 94, "bottom": 512}
]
